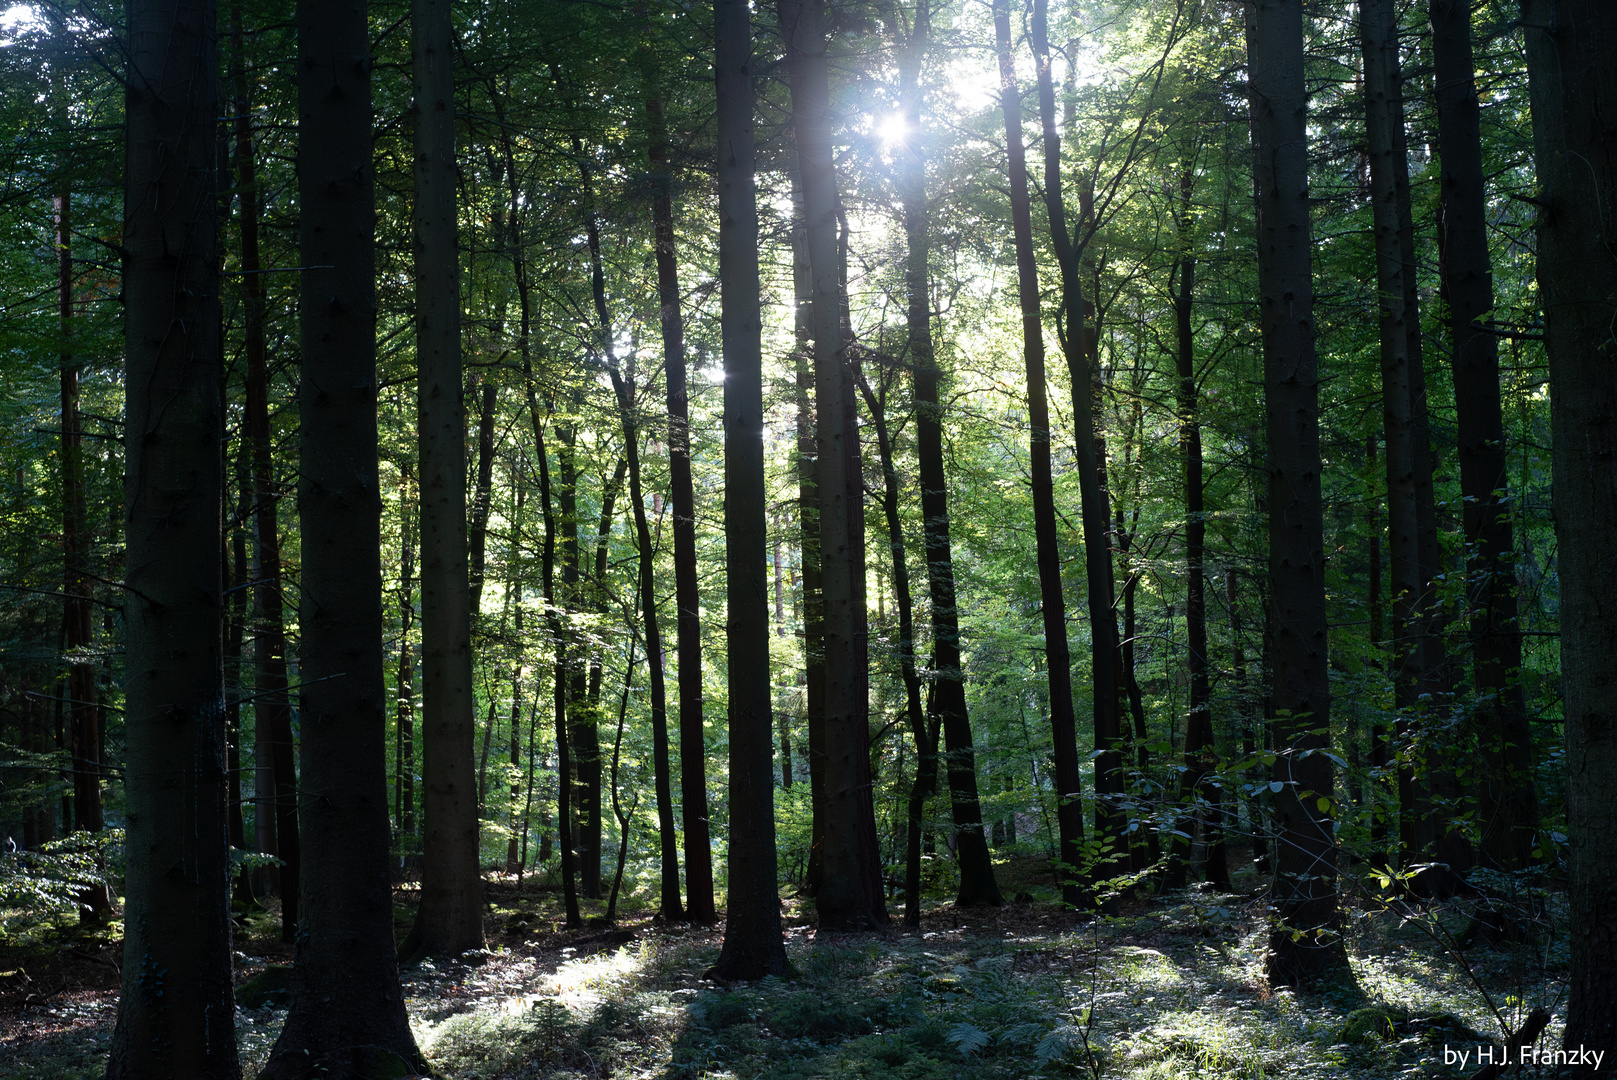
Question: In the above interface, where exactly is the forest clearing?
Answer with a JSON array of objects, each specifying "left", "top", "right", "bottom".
[{"left": 2, "top": 0, "right": 1614, "bottom": 1075}]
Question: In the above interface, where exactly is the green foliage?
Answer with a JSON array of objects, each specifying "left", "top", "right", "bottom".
[{"left": 0, "top": 830, "right": 116, "bottom": 937}]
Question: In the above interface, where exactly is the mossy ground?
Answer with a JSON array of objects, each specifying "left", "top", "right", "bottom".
[{"left": 0, "top": 858, "right": 1568, "bottom": 1079}]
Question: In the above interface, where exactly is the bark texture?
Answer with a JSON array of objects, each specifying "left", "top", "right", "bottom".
[
  {"left": 107, "top": 0, "right": 237, "bottom": 1071},
  {"left": 1520, "top": 0, "right": 1617, "bottom": 1063}
]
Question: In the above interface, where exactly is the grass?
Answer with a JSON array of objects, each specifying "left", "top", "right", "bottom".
[{"left": 0, "top": 861, "right": 1573, "bottom": 1080}]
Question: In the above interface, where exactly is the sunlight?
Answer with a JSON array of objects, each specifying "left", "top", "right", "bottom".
[
  {"left": 875, "top": 112, "right": 909, "bottom": 146},
  {"left": 0, "top": 4, "right": 39, "bottom": 43}
]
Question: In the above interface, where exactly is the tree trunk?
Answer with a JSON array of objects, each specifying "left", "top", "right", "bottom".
[
  {"left": 401, "top": 0, "right": 484, "bottom": 963},
  {"left": 1246, "top": 0, "right": 1347, "bottom": 986},
  {"left": 994, "top": 0, "right": 1086, "bottom": 907},
  {"left": 609, "top": 365, "right": 685, "bottom": 923},
  {"left": 395, "top": 467, "right": 417, "bottom": 838},
  {"left": 1520, "top": 0, "right": 1617, "bottom": 1061},
  {"left": 780, "top": 0, "right": 886, "bottom": 929},
  {"left": 1031, "top": 0, "right": 1124, "bottom": 893},
  {"left": 468, "top": 381, "right": 497, "bottom": 611},
  {"left": 261, "top": 0, "right": 424, "bottom": 1071},
  {"left": 640, "top": 45, "right": 715, "bottom": 922},
  {"left": 106, "top": 0, "right": 238, "bottom": 1071},
  {"left": 708, "top": 0, "right": 790, "bottom": 978},
  {"left": 556, "top": 395, "right": 603, "bottom": 899},
  {"left": 1429, "top": 0, "right": 1537, "bottom": 874},
  {"left": 234, "top": 0, "right": 299, "bottom": 935},
  {"left": 898, "top": 0, "right": 1000, "bottom": 911}
]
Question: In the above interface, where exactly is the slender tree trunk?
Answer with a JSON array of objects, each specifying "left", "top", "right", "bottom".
[
  {"left": 225, "top": 452, "right": 253, "bottom": 910},
  {"left": 107, "top": 0, "right": 238, "bottom": 1071},
  {"left": 556, "top": 395, "right": 602, "bottom": 899},
  {"left": 640, "top": 46, "right": 714, "bottom": 922},
  {"left": 402, "top": 0, "right": 484, "bottom": 961},
  {"left": 396, "top": 467, "right": 417, "bottom": 838},
  {"left": 897, "top": 0, "right": 1000, "bottom": 910},
  {"left": 1246, "top": 0, "right": 1347, "bottom": 986},
  {"left": 1429, "top": 0, "right": 1536, "bottom": 873},
  {"left": 1360, "top": 0, "right": 1421, "bottom": 880},
  {"left": 609, "top": 365, "right": 685, "bottom": 922},
  {"left": 234, "top": 0, "right": 298, "bottom": 935},
  {"left": 1031, "top": 0, "right": 1124, "bottom": 891},
  {"left": 468, "top": 381, "right": 497, "bottom": 611},
  {"left": 780, "top": 0, "right": 886, "bottom": 929},
  {"left": 605, "top": 630, "right": 640, "bottom": 923},
  {"left": 1521, "top": 0, "right": 1617, "bottom": 1060},
  {"left": 994, "top": 0, "right": 1086, "bottom": 907},
  {"left": 708, "top": 0, "right": 790, "bottom": 978}
]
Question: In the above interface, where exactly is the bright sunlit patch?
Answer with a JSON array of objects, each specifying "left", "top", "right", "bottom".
[
  {"left": 1, "top": 4, "right": 39, "bottom": 41},
  {"left": 545, "top": 941, "right": 645, "bottom": 1010},
  {"left": 875, "top": 113, "right": 909, "bottom": 146}
]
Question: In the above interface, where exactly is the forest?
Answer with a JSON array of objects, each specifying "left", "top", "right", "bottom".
[{"left": 0, "top": 0, "right": 1614, "bottom": 1076}]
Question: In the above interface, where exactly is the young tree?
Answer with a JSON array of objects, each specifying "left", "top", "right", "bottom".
[
  {"left": 994, "top": 0, "right": 1085, "bottom": 908},
  {"left": 258, "top": 0, "right": 426, "bottom": 1068},
  {"left": 1520, "top": 0, "right": 1617, "bottom": 1060},
  {"left": 401, "top": 0, "right": 484, "bottom": 962},
  {"left": 1246, "top": 0, "right": 1348, "bottom": 985},
  {"left": 107, "top": 0, "right": 237, "bottom": 1072},
  {"left": 708, "top": 0, "right": 789, "bottom": 979}
]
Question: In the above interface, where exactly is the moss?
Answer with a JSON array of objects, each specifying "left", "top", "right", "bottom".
[
  {"left": 1338, "top": 1006, "right": 1399, "bottom": 1043},
  {"left": 236, "top": 963, "right": 293, "bottom": 1009}
]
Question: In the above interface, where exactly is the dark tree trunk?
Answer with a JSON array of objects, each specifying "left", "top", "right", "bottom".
[
  {"left": 1164, "top": 164, "right": 1227, "bottom": 892},
  {"left": 1520, "top": 0, "right": 1617, "bottom": 1062},
  {"left": 556, "top": 393, "right": 602, "bottom": 899},
  {"left": 994, "top": 0, "right": 1085, "bottom": 907},
  {"left": 234, "top": 0, "right": 298, "bottom": 936},
  {"left": 401, "top": 0, "right": 484, "bottom": 962},
  {"left": 1246, "top": 0, "right": 1347, "bottom": 986},
  {"left": 395, "top": 468, "right": 416, "bottom": 838},
  {"left": 258, "top": 0, "right": 426, "bottom": 1068},
  {"left": 609, "top": 365, "right": 685, "bottom": 923},
  {"left": 708, "top": 0, "right": 790, "bottom": 978},
  {"left": 1429, "top": 0, "right": 1536, "bottom": 873},
  {"left": 898, "top": 0, "right": 1000, "bottom": 911},
  {"left": 780, "top": 0, "right": 886, "bottom": 929},
  {"left": 106, "top": 0, "right": 238, "bottom": 1072},
  {"left": 468, "top": 381, "right": 497, "bottom": 610},
  {"left": 1031, "top": 0, "right": 1124, "bottom": 890},
  {"left": 640, "top": 45, "right": 714, "bottom": 922}
]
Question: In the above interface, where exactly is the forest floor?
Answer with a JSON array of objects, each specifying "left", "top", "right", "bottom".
[{"left": 0, "top": 855, "right": 1570, "bottom": 1079}]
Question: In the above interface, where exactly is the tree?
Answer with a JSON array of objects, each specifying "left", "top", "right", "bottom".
[
  {"left": 1520, "top": 0, "right": 1617, "bottom": 1062},
  {"left": 1246, "top": 0, "right": 1348, "bottom": 986},
  {"left": 402, "top": 0, "right": 484, "bottom": 962},
  {"left": 708, "top": 0, "right": 789, "bottom": 980},
  {"left": 994, "top": 0, "right": 1085, "bottom": 908},
  {"left": 257, "top": 0, "right": 426, "bottom": 1068},
  {"left": 106, "top": 0, "right": 237, "bottom": 1071}
]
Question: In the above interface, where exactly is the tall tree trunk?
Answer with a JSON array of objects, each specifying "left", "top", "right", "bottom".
[
  {"left": 468, "top": 381, "right": 498, "bottom": 611},
  {"left": 396, "top": 466, "right": 417, "bottom": 838},
  {"left": 225, "top": 451, "right": 253, "bottom": 910},
  {"left": 609, "top": 365, "right": 685, "bottom": 922},
  {"left": 898, "top": 0, "right": 1000, "bottom": 910},
  {"left": 1360, "top": 0, "right": 1423, "bottom": 882},
  {"left": 556, "top": 391, "right": 603, "bottom": 899},
  {"left": 259, "top": 0, "right": 426, "bottom": 1068},
  {"left": 1164, "top": 163, "right": 1227, "bottom": 891},
  {"left": 1429, "top": 0, "right": 1537, "bottom": 874},
  {"left": 1520, "top": 0, "right": 1617, "bottom": 1060},
  {"left": 994, "top": 0, "right": 1085, "bottom": 907},
  {"left": 1247, "top": 0, "right": 1347, "bottom": 986},
  {"left": 107, "top": 0, "right": 238, "bottom": 1071},
  {"left": 780, "top": 0, "right": 886, "bottom": 929},
  {"left": 640, "top": 44, "right": 715, "bottom": 922},
  {"left": 1031, "top": 0, "right": 1124, "bottom": 892},
  {"left": 234, "top": 0, "right": 299, "bottom": 936},
  {"left": 402, "top": 0, "right": 484, "bottom": 962},
  {"left": 708, "top": 0, "right": 790, "bottom": 977}
]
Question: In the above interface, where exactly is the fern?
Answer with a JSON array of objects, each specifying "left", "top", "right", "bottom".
[
  {"left": 1035, "top": 1023, "right": 1087, "bottom": 1066},
  {"left": 947, "top": 1021, "right": 992, "bottom": 1057}
]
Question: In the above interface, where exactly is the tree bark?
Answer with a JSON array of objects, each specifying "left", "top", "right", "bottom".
[
  {"left": 994, "top": 0, "right": 1086, "bottom": 908},
  {"left": 108, "top": 1, "right": 237, "bottom": 1067},
  {"left": 609, "top": 365, "right": 685, "bottom": 923},
  {"left": 401, "top": 0, "right": 484, "bottom": 962},
  {"left": 897, "top": 0, "right": 1000, "bottom": 911},
  {"left": 780, "top": 0, "right": 886, "bottom": 929},
  {"left": 1430, "top": 0, "right": 1537, "bottom": 874},
  {"left": 708, "top": 0, "right": 790, "bottom": 978},
  {"left": 1031, "top": 0, "right": 1124, "bottom": 891},
  {"left": 640, "top": 44, "right": 715, "bottom": 922},
  {"left": 395, "top": 466, "right": 417, "bottom": 838},
  {"left": 1520, "top": 0, "right": 1617, "bottom": 1062},
  {"left": 468, "top": 381, "right": 498, "bottom": 611},
  {"left": 258, "top": 0, "right": 426, "bottom": 1071},
  {"left": 1246, "top": 0, "right": 1347, "bottom": 986}
]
